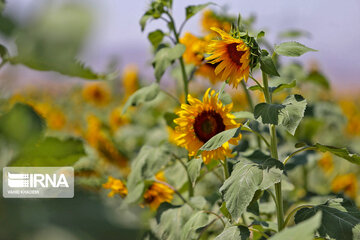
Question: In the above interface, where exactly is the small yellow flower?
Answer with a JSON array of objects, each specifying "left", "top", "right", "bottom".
[
  {"left": 103, "top": 176, "right": 128, "bottom": 198},
  {"left": 317, "top": 152, "right": 334, "bottom": 175},
  {"left": 206, "top": 27, "right": 251, "bottom": 88},
  {"left": 82, "top": 83, "right": 111, "bottom": 106},
  {"left": 109, "top": 108, "right": 129, "bottom": 132},
  {"left": 174, "top": 88, "right": 241, "bottom": 164},
  {"left": 331, "top": 173, "right": 357, "bottom": 199},
  {"left": 143, "top": 172, "right": 174, "bottom": 210},
  {"left": 122, "top": 65, "right": 139, "bottom": 100}
]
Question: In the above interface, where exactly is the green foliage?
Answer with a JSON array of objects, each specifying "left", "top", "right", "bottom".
[
  {"left": 278, "top": 30, "right": 310, "bottom": 39},
  {"left": 199, "top": 127, "right": 241, "bottom": 152},
  {"left": 214, "top": 226, "right": 250, "bottom": 240},
  {"left": 304, "top": 71, "right": 330, "bottom": 89},
  {"left": 233, "top": 111, "right": 255, "bottom": 120},
  {"left": 122, "top": 83, "right": 160, "bottom": 113},
  {"left": 185, "top": 3, "right": 213, "bottom": 20},
  {"left": 271, "top": 80, "right": 296, "bottom": 94},
  {"left": 254, "top": 94, "right": 307, "bottom": 135},
  {"left": 260, "top": 55, "right": 280, "bottom": 77},
  {"left": 10, "top": 137, "right": 85, "bottom": 167},
  {"left": 186, "top": 158, "right": 202, "bottom": 186},
  {"left": 0, "top": 103, "right": 45, "bottom": 146},
  {"left": 153, "top": 44, "right": 186, "bottom": 81},
  {"left": 9, "top": 5, "right": 101, "bottom": 79},
  {"left": 295, "top": 198, "right": 360, "bottom": 240},
  {"left": 126, "top": 144, "right": 172, "bottom": 203},
  {"left": 148, "top": 30, "right": 165, "bottom": 48},
  {"left": 271, "top": 212, "right": 322, "bottom": 240},
  {"left": 314, "top": 143, "right": 360, "bottom": 165},
  {"left": 220, "top": 152, "right": 284, "bottom": 221},
  {"left": 181, "top": 211, "right": 210, "bottom": 240},
  {"left": 164, "top": 112, "right": 178, "bottom": 129},
  {"left": 274, "top": 41, "right": 317, "bottom": 57}
]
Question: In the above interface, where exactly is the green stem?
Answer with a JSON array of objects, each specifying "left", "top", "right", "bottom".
[
  {"left": 283, "top": 204, "right": 314, "bottom": 227},
  {"left": 241, "top": 81, "right": 262, "bottom": 148},
  {"left": 283, "top": 146, "right": 316, "bottom": 165},
  {"left": 222, "top": 159, "right": 230, "bottom": 179},
  {"left": 175, "top": 156, "right": 194, "bottom": 197},
  {"left": 262, "top": 72, "right": 284, "bottom": 231},
  {"left": 166, "top": 12, "right": 189, "bottom": 104}
]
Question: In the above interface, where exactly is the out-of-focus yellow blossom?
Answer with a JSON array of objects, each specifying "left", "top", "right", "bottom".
[
  {"left": 317, "top": 152, "right": 334, "bottom": 175},
  {"left": 180, "top": 32, "right": 207, "bottom": 66},
  {"left": 45, "top": 109, "right": 67, "bottom": 130},
  {"left": 201, "top": 10, "right": 231, "bottom": 36},
  {"left": 82, "top": 83, "right": 111, "bottom": 107},
  {"left": 109, "top": 108, "right": 129, "bottom": 132},
  {"left": 122, "top": 65, "right": 139, "bottom": 100},
  {"left": 331, "top": 173, "right": 357, "bottom": 199},
  {"left": 103, "top": 176, "right": 128, "bottom": 198},
  {"left": 167, "top": 126, "right": 178, "bottom": 145},
  {"left": 143, "top": 172, "right": 174, "bottom": 210},
  {"left": 339, "top": 99, "right": 360, "bottom": 136}
]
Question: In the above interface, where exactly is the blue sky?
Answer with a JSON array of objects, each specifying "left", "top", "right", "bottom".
[{"left": 5, "top": 0, "right": 360, "bottom": 87}]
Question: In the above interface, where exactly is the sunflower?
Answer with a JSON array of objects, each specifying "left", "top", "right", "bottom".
[
  {"left": 206, "top": 27, "right": 252, "bottom": 88},
  {"left": 82, "top": 83, "right": 111, "bottom": 106},
  {"left": 201, "top": 10, "right": 232, "bottom": 35},
  {"left": 331, "top": 173, "right": 357, "bottom": 199},
  {"left": 143, "top": 172, "right": 174, "bottom": 210},
  {"left": 174, "top": 88, "right": 241, "bottom": 164},
  {"left": 196, "top": 62, "right": 222, "bottom": 84},
  {"left": 122, "top": 65, "right": 139, "bottom": 100},
  {"left": 317, "top": 152, "right": 334, "bottom": 175},
  {"left": 180, "top": 32, "right": 207, "bottom": 66},
  {"left": 103, "top": 176, "right": 128, "bottom": 198}
]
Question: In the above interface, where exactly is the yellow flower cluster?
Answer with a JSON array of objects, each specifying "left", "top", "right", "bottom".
[
  {"left": 143, "top": 172, "right": 174, "bottom": 210},
  {"left": 103, "top": 176, "right": 128, "bottom": 198},
  {"left": 82, "top": 83, "right": 111, "bottom": 107},
  {"left": 331, "top": 173, "right": 357, "bottom": 199}
]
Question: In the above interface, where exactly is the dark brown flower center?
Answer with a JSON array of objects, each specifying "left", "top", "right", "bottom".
[
  {"left": 227, "top": 43, "right": 245, "bottom": 66},
  {"left": 194, "top": 110, "right": 225, "bottom": 143}
]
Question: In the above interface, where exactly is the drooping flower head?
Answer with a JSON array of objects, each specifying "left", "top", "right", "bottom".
[
  {"left": 331, "top": 173, "right": 357, "bottom": 199},
  {"left": 174, "top": 89, "right": 241, "bottom": 164},
  {"left": 103, "top": 176, "right": 128, "bottom": 198},
  {"left": 206, "top": 27, "right": 260, "bottom": 88},
  {"left": 143, "top": 172, "right": 174, "bottom": 210}
]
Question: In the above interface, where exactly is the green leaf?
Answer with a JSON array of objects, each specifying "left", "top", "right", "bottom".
[
  {"left": 0, "top": 43, "right": 9, "bottom": 60},
  {"left": 220, "top": 202, "right": 231, "bottom": 220},
  {"left": 295, "top": 198, "right": 360, "bottom": 240},
  {"left": 148, "top": 29, "right": 164, "bottom": 48},
  {"left": 220, "top": 156, "right": 283, "bottom": 221},
  {"left": 214, "top": 226, "right": 250, "bottom": 240},
  {"left": 11, "top": 5, "right": 101, "bottom": 79},
  {"left": 274, "top": 41, "right": 317, "bottom": 57},
  {"left": 199, "top": 127, "right": 241, "bottom": 152},
  {"left": 270, "top": 212, "right": 322, "bottom": 240},
  {"left": 181, "top": 211, "right": 209, "bottom": 240},
  {"left": 257, "top": 31, "right": 265, "bottom": 39},
  {"left": 233, "top": 111, "right": 255, "bottom": 120},
  {"left": 185, "top": 3, "right": 213, "bottom": 20},
  {"left": 254, "top": 94, "right": 307, "bottom": 135},
  {"left": 140, "top": 11, "right": 152, "bottom": 32},
  {"left": 164, "top": 112, "right": 178, "bottom": 129},
  {"left": 271, "top": 80, "right": 296, "bottom": 94},
  {"left": 248, "top": 85, "right": 262, "bottom": 92},
  {"left": 0, "top": 103, "right": 45, "bottom": 146},
  {"left": 260, "top": 55, "right": 280, "bottom": 77},
  {"left": 158, "top": 203, "right": 194, "bottom": 240},
  {"left": 153, "top": 44, "right": 186, "bottom": 81},
  {"left": 10, "top": 137, "right": 85, "bottom": 166},
  {"left": 186, "top": 158, "right": 202, "bottom": 186},
  {"left": 122, "top": 83, "right": 160, "bottom": 113},
  {"left": 314, "top": 143, "right": 360, "bottom": 165},
  {"left": 126, "top": 144, "right": 172, "bottom": 203},
  {"left": 304, "top": 71, "right": 330, "bottom": 89},
  {"left": 0, "top": 14, "right": 17, "bottom": 37}
]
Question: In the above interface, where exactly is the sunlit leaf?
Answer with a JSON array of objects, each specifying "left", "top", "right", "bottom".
[
  {"left": 199, "top": 127, "right": 241, "bottom": 152},
  {"left": 214, "top": 226, "right": 250, "bottom": 240},
  {"left": 274, "top": 41, "right": 317, "bottom": 57}
]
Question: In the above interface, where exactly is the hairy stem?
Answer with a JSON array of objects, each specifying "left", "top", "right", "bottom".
[{"left": 262, "top": 71, "right": 284, "bottom": 231}]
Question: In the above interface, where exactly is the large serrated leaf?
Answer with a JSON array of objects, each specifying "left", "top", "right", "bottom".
[
  {"left": 220, "top": 154, "right": 283, "bottom": 221},
  {"left": 122, "top": 83, "right": 160, "bottom": 113},
  {"left": 270, "top": 212, "right": 322, "bottom": 240},
  {"left": 274, "top": 41, "right": 317, "bottom": 57},
  {"left": 181, "top": 211, "right": 209, "bottom": 240},
  {"left": 254, "top": 94, "right": 307, "bottom": 135},
  {"left": 294, "top": 198, "right": 360, "bottom": 240}
]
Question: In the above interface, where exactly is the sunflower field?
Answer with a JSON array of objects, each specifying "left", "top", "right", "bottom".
[{"left": 0, "top": 0, "right": 360, "bottom": 239}]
